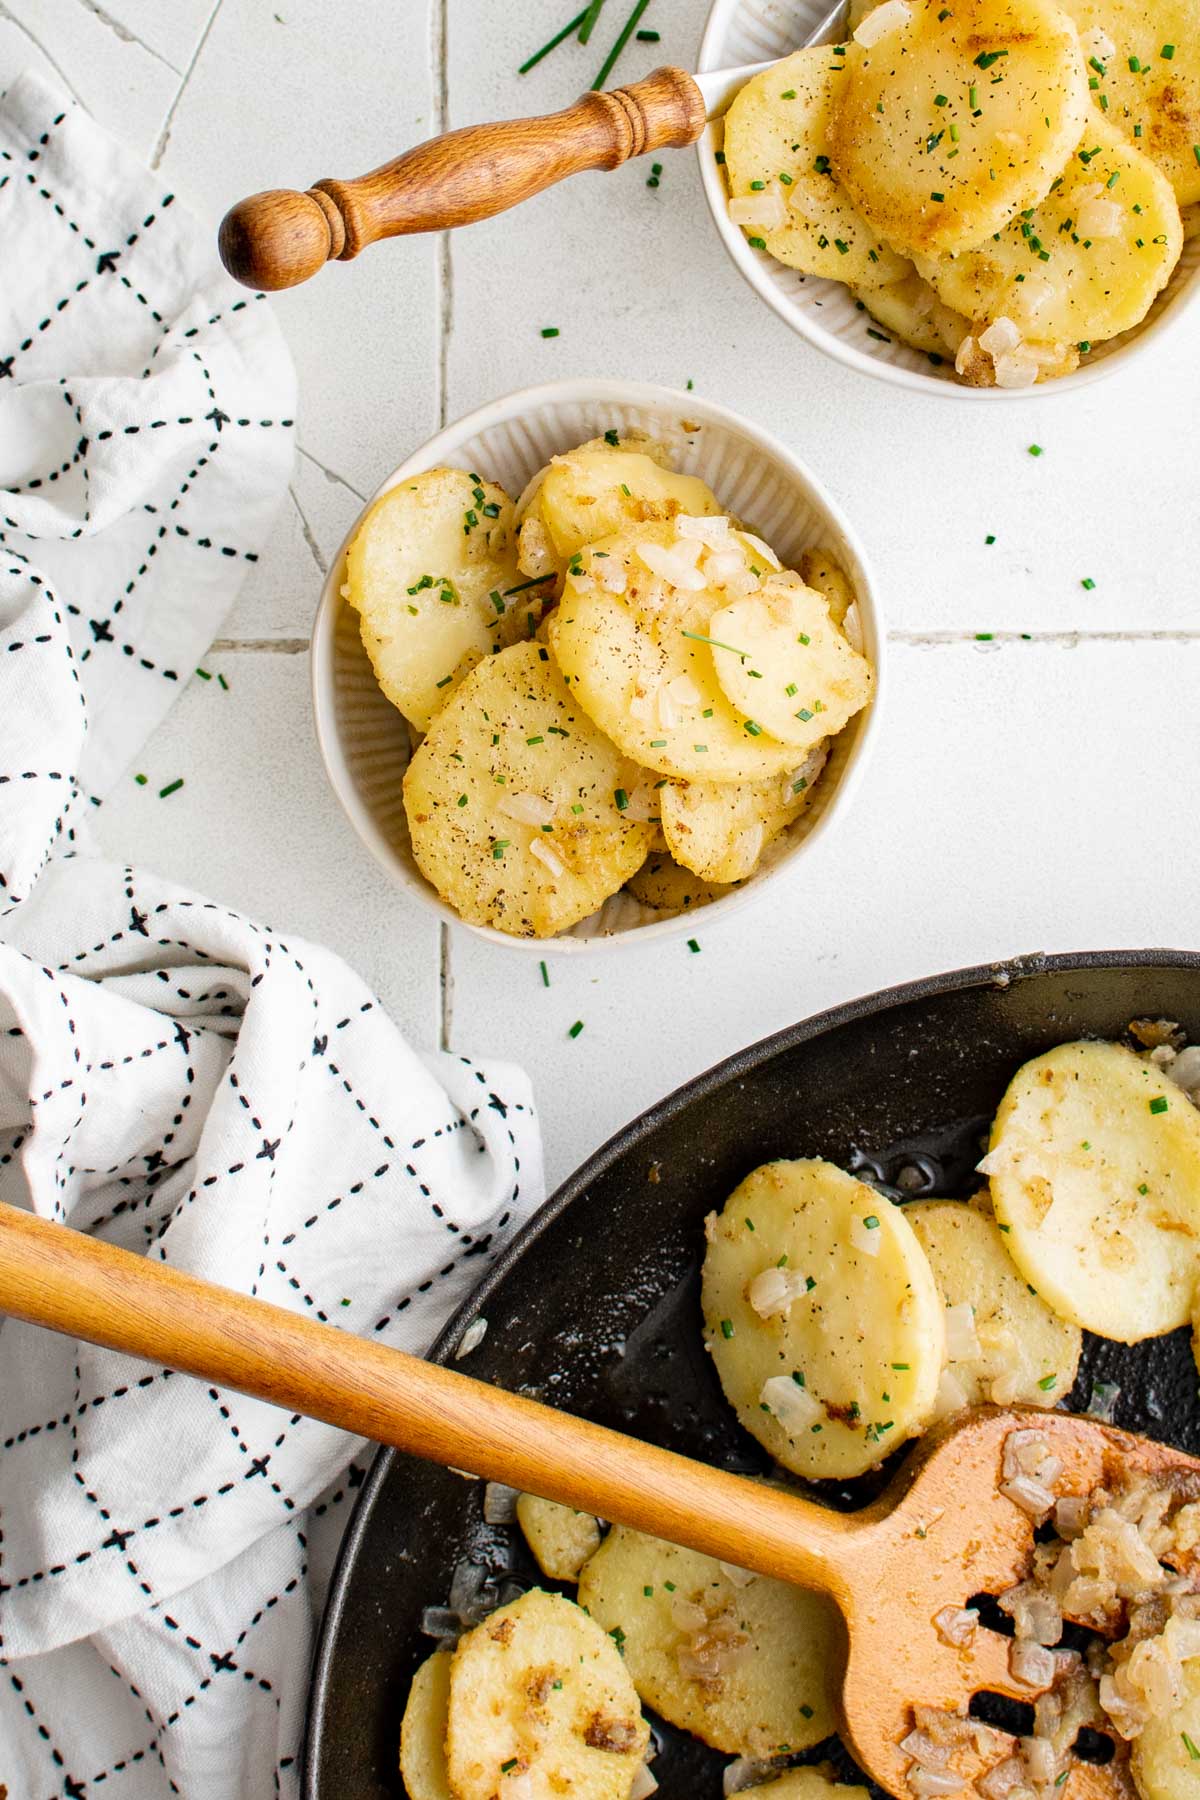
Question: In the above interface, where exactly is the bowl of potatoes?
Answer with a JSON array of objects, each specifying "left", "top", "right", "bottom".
[
  {"left": 698, "top": 0, "right": 1200, "bottom": 392},
  {"left": 311, "top": 380, "right": 881, "bottom": 950}
]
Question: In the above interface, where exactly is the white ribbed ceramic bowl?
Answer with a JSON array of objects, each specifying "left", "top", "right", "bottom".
[
  {"left": 698, "top": 0, "right": 1200, "bottom": 396},
  {"left": 311, "top": 380, "right": 883, "bottom": 955}
]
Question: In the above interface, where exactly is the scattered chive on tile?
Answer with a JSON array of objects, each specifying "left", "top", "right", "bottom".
[
  {"left": 591, "top": 0, "right": 652, "bottom": 90},
  {"left": 195, "top": 667, "right": 212, "bottom": 681},
  {"left": 540, "top": 326, "right": 559, "bottom": 338},
  {"left": 519, "top": 6, "right": 589, "bottom": 74},
  {"left": 159, "top": 778, "right": 184, "bottom": 798},
  {"left": 1028, "top": 443, "right": 1043, "bottom": 456},
  {"left": 688, "top": 938, "right": 700, "bottom": 953},
  {"left": 568, "top": 1019, "right": 584, "bottom": 1039},
  {"left": 1081, "top": 576, "right": 1095, "bottom": 589}
]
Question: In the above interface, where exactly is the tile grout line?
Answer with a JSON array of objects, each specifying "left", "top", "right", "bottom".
[
  {"left": 0, "top": 2, "right": 84, "bottom": 101},
  {"left": 432, "top": 0, "right": 456, "bottom": 1057},
  {"left": 151, "top": 0, "right": 224, "bottom": 170},
  {"left": 71, "top": 0, "right": 183, "bottom": 74},
  {"left": 204, "top": 629, "right": 1200, "bottom": 657}
]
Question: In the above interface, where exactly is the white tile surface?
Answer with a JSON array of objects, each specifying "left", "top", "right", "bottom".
[{"left": 6, "top": 0, "right": 1200, "bottom": 1201}]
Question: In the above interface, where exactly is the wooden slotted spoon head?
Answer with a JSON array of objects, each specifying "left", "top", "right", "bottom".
[
  {"left": 1, "top": 1201, "right": 1191, "bottom": 1798},
  {"left": 216, "top": 4, "right": 848, "bottom": 290}
]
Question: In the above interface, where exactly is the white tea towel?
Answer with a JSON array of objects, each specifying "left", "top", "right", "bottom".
[{"left": 0, "top": 70, "right": 545, "bottom": 1800}]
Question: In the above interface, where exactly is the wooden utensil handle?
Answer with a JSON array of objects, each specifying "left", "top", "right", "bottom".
[
  {"left": 218, "top": 66, "right": 706, "bottom": 291},
  {"left": 0, "top": 1204, "right": 853, "bottom": 1590}
]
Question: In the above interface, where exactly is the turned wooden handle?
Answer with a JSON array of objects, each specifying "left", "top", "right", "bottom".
[
  {"left": 218, "top": 66, "right": 707, "bottom": 290},
  {"left": 0, "top": 1204, "right": 852, "bottom": 1589}
]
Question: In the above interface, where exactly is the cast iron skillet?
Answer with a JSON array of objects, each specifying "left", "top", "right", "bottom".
[{"left": 305, "top": 949, "right": 1200, "bottom": 1800}]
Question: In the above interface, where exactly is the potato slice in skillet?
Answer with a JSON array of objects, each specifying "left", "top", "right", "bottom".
[
  {"left": 659, "top": 748, "right": 827, "bottom": 885},
  {"left": 849, "top": 273, "right": 972, "bottom": 359},
  {"left": 625, "top": 851, "right": 737, "bottom": 914},
  {"left": 750, "top": 1767, "right": 872, "bottom": 1800},
  {"left": 516, "top": 1494, "right": 602, "bottom": 1583},
  {"left": 576, "top": 1527, "right": 838, "bottom": 1758},
  {"left": 798, "top": 546, "right": 855, "bottom": 626},
  {"left": 445, "top": 1589, "right": 649, "bottom": 1800},
  {"left": 702, "top": 1159, "right": 944, "bottom": 1480},
  {"left": 915, "top": 117, "right": 1183, "bottom": 349},
  {"left": 723, "top": 48, "right": 910, "bottom": 285},
  {"left": 1132, "top": 1634, "right": 1200, "bottom": 1800},
  {"left": 984, "top": 1040, "right": 1200, "bottom": 1341},
  {"left": 707, "top": 575, "right": 873, "bottom": 754},
  {"left": 402, "top": 642, "right": 654, "bottom": 938},
  {"left": 905, "top": 1199, "right": 1082, "bottom": 1408},
  {"left": 1058, "top": 0, "right": 1200, "bottom": 207},
  {"left": 400, "top": 1650, "right": 453, "bottom": 1800},
  {"left": 548, "top": 522, "right": 802, "bottom": 784},
  {"left": 344, "top": 468, "right": 536, "bottom": 733},
  {"left": 518, "top": 445, "right": 722, "bottom": 588},
  {"left": 828, "top": 0, "right": 1091, "bottom": 258}
]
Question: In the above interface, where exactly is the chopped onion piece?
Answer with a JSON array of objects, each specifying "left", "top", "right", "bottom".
[
  {"left": 724, "top": 1758, "right": 784, "bottom": 1795},
  {"left": 483, "top": 1481, "right": 520, "bottom": 1525},
  {"left": 719, "top": 1561, "right": 757, "bottom": 1589},
  {"left": 593, "top": 555, "right": 628, "bottom": 593},
  {"left": 944, "top": 1302, "right": 981, "bottom": 1362},
  {"left": 737, "top": 531, "right": 782, "bottom": 572},
  {"left": 992, "top": 352, "right": 1040, "bottom": 390},
  {"left": 730, "top": 188, "right": 788, "bottom": 231},
  {"left": 1009, "top": 1638, "right": 1058, "bottom": 1690},
  {"left": 979, "top": 317, "right": 1023, "bottom": 356},
  {"left": 932, "top": 1366, "right": 970, "bottom": 1420},
  {"left": 906, "top": 1765, "right": 965, "bottom": 1797},
  {"left": 636, "top": 540, "right": 709, "bottom": 591},
  {"left": 455, "top": 1316, "right": 488, "bottom": 1359},
  {"left": 1169, "top": 1046, "right": 1200, "bottom": 1090},
  {"left": 854, "top": 0, "right": 912, "bottom": 46},
  {"left": 499, "top": 791, "right": 556, "bottom": 827},
  {"left": 934, "top": 1605, "right": 980, "bottom": 1648},
  {"left": 901, "top": 1729, "right": 952, "bottom": 1767},
  {"left": 1001, "top": 1475, "right": 1057, "bottom": 1520},
  {"left": 759, "top": 1374, "right": 823, "bottom": 1435},
  {"left": 1004, "top": 1430, "right": 1052, "bottom": 1481},
  {"left": 1076, "top": 197, "right": 1123, "bottom": 239},
  {"left": 976, "top": 1755, "right": 1026, "bottom": 1800},
  {"left": 851, "top": 1211, "right": 883, "bottom": 1256},
  {"left": 842, "top": 601, "right": 865, "bottom": 653},
  {"left": 630, "top": 1764, "right": 660, "bottom": 1799},
  {"left": 748, "top": 1264, "right": 807, "bottom": 1318},
  {"left": 677, "top": 513, "right": 731, "bottom": 543},
  {"left": 529, "top": 837, "right": 566, "bottom": 878},
  {"left": 669, "top": 1594, "right": 709, "bottom": 1633}
]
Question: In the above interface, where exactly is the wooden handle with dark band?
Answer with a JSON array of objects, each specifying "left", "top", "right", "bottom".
[
  {"left": 0, "top": 1203, "right": 852, "bottom": 1591},
  {"left": 218, "top": 66, "right": 707, "bottom": 291}
]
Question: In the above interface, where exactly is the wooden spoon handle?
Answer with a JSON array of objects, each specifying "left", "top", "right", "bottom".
[
  {"left": 0, "top": 1204, "right": 853, "bottom": 1589},
  {"left": 218, "top": 66, "right": 707, "bottom": 291}
]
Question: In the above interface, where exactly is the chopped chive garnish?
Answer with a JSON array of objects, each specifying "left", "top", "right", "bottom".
[
  {"left": 664, "top": 1580, "right": 676, "bottom": 1591},
  {"left": 492, "top": 840, "right": 509, "bottom": 859},
  {"left": 568, "top": 1020, "right": 584, "bottom": 1039},
  {"left": 540, "top": 960, "right": 550, "bottom": 987},
  {"left": 688, "top": 938, "right": 700, "bottom": 953},
  {"left": 540, "top": 326, "right": 559, "bottom": 338},
  {"left": 604, "top": 428, "right": 620, "bottom": 445},
  {"left": 503, "top": 574, "right": 554, "bottom": 596},
  {"left": 501, "top": 1759, "right": 519, "bottom": 1774},
  {"left": 750, "top": 179, "right": 766, "bottom": 191},
  {"left": 195, "top": 667, "right": 212, "bottom": 681},
  {"left": 519, "top": 6, "right": 589, "bottom": 73},
  {"left": 930, "top": 191, "right": 945, "bottom": 202},
  {"left": 578, "top": 0, "right": 606, "bottom": 45},
  {"left": 636, "top": 27, "right": 659, "bottom": 39},
  {"left": 591, "top": 0, "right": 652, "bottom": 90},
  {"left": 782, "top": 89, "right": 797, "bottom": 99},
  {"left": 1038, "top": 1373, "right": 1057, "bottom": 1390},
  {"left": 457, "top": 794, "right": 468, "bottom": 808},
  {"left": 1183, "top": 1733, "right": 1200, "bottom": 1760},
  {"left": 969, "top": 83, "right": 979, "bottom": 106},
  {"left": 159, "top": 778, "right": 184, "bottom": 798},
  {"left": 892, "top": 1362, "right": 910, "bottom": 1370},
  {"left": 743, "top": 720, "right": 763, "bottom": 736},
  {"left": 681, "top": 628, "right": 749, "bottom": 658},
  {"left": 614, "top": 787, "right": 629, "bottom": 810},
  {"left": 800, "top": 1704, "right": 814, "bottom": 1720},
  {"left": 1106, "top": 170, "right": 1120, "bottom": 188},
  {"left": 863, "top": 1215, "right": 880, "bottom": 1229},
  {"left": 985, "top": 533, "right": 996, "bottom": 544},
  {"left": 1150, "top": 1095, "right": 1169, "bottom": 1114},
  {"left": 934, "top": 92, "right": 949, "bottom": 105},
  {"left": 1193, "top": 145, "right": 1200, "bottom": 167},
  {"left": 1139, "top": 1182, "right": 1149, "bottom": 1195},
  {"left": 1162, "top": 42, "right": 1175, "bottom": 57},
  {"left": 720, "top": 1318, "right": 734, "bottom": 1339},
  {"left": 218, "top": 673, "right": 229, "bottom": 690},
  {"left": 974, "top": 49, "right": 1007, "bottom": 67},
  {"left": 747, "top": 235, "right": 767, "bottom": 249},
  {"left": 1077, "top": 340, "right": 1091, "bottom": 353},
  {"left": 785, "top": 683, "right": 798, "bottom": 697}
]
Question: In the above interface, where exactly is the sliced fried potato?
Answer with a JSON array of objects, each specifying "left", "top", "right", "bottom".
[
  {"left": 531, "top": 447, "right": 721, "bottom": 569},
  {"left": 1130, "top": 1629, "right": 1200, "bottom": 1800},
  {"left": 516, "top": 1494, "right": 602, "bottom": 1583},
  {"left": 702, "top": 1159, "right": 944, "bottom": 1479},
  {"left": 1058, "top": 0, "right": 1200, "bottom": 206},
  {"left": 905, "top": 1199, "right": 1082, "bottom": 1408},
  {"left": 400, "top": 1650, "right": 453, "bottom": 1800},
  {"left": 850, "top": 273, "right": 971, "bottom": 357},
  {"left": 445, "top": 1589, "right": 649, "bottom": 1800},
  {"left": 403, "top": 642, "right": 654, "bottom": 938},
  {"left": 626, "top": 851, "right": 736, "bottom": 914},
  {"left": 576, "top": 1527, "right": 838, "bottom": 1758},
  {"left": 724, "top": 47, "right": 910, "bottom": 284},
  {"left": 986, "top": 1040, "right": 1200, "bottom": 1342},
  {"left": 660, "top": 749, "right": 826, "bottom": 884},
  {"left": 708, "top": 575, "right": 873, "bottom": 753},
  {"left": 829, "top": 0, "right": 1091, "bottom": 257},
  {"left": 344, "top": 468, "right": 531, "bottom": 733},
  {"left": 1184, "top": 202, "right": 1200, "bottom": 241},
  {"left": 548, "top": 524, "right": 802, "bottom": 784},
  {"left": 749, "top": 1767, "right": 872, "bottom": 1800},
  {"left": 916, "top": 116, "right": 1183, "bottom": 344},
  {"left": 797, "top": 547, "right": 854, "bottom": 626}
]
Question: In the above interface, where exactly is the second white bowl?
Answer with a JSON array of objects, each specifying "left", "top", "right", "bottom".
[{"left": 311, "top": 379, "right": 883, "bottom": 954}]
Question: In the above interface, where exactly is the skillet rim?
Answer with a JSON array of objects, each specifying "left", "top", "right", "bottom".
[{"left": 303, "top": 944, "right": 1200, "bottom": 1797}]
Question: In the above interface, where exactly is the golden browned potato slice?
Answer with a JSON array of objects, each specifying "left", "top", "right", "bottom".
[
  {"left": 905, "top": 1199, "right": 1082, "bottom": 1408},
  {"left": 516, "top": 1494, "right": 602, "bottom": 1583},
  {"left": 1184, "top": 201, "right": 1200, "bottom": 240},
  {"left": 576, "top": 1527, "right": 838, "bottom": 1757},
  {"left": 400, "top": 1650, "right": 453, "bottom": 1800},
  {"left": 548, "top": 523, "right": 802, "bottom": 784},
  {"left": 798, "top": 547, "right": 854, "bottom": 625},
  {"left": 403, "top": 642, "right": 654, "bottom": 938},
  {"left": 708, "top": 575, "right": 873, "bottom": 753},
  {"left": 445, "top": 1589, "right": 649, "bottom": 1800},
  {"left": 749, "top": 1767, "right": 873, "bottom": 1800},
  {"left": 660, "top": 750, "right": 825, "bottom": 884},
  {"left": 985, "top": 1040, "right": 1200, "bottom": 1341},
  {"left": 850, "top": 273, "right": 971, "bottom": 357},
  {"left": 916, "top": 116, "right": 1182, "bottom": 350},
  {"left": 529, "top": 447, "right": 722, "bottom": 570},
  {"left": 702, "top": 1159, "right": 944, "bottom": 1480},
  {"left": 724, "top": 47, "right": 911, "bottom": 285},
  {"left": 344, "top": 468, "right": 532, "bottom": 733},
  {"left": 1058, "top": 0, "right": 1200, "bottom": 206},
  {"left": 625, "top": 852, "right": 736, "bottom": 914},
  {"left": 829, "top": 0, "right": 1091, "bottom": 257}
]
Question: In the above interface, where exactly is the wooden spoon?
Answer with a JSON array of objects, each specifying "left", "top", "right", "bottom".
[
  {"left": 216, "top": 5, "right": 851, "bottom": 290},
  {"left": 1, "top": 1201, "right": 1189, "bottom": 1798}
]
